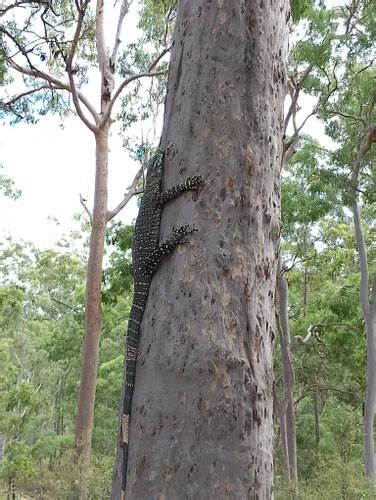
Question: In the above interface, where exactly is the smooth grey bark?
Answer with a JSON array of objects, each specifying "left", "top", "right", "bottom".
[
  {"left": 313, "top": 391, "right": 320, "bottom": 448},
  {"left": 75, "top": 128, "right": 109, "bottom": 459},
  {"left": 112, "top": 1, "right": 289, "bottom": 498},
  {"left": 353, "top": 199, "right": 376, "bottom": 480},
  {"left": 275, "top": 270, "right": 297, "bottom": 485},
  {"left": 0, "top": 434, "right": 5, "bottom": 466},
  {"left": 350, "top": 106, "right": 376, "bottom": 480}
]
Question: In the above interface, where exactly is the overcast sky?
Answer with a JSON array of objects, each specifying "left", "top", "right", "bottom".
[
  {"left": 0, "top": 116, "right": 142, "bottom": 246},
  {"left": 0, "top": 0, "right": 149, "bottom": 247}
]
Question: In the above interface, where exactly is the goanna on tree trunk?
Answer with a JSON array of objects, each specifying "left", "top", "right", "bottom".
[{"left": 112, "top": 1, "right": 289, "bottom": 498}]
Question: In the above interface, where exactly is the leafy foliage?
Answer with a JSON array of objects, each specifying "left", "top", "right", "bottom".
[
  {"left": 0, "top": 165, "right": 21, "bottom": 200},
  {"left": 0, "top": 229, "right": 133, "bottom": 494}
]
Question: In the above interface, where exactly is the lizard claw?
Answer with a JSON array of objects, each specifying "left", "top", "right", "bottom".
[{"left": 185, "top": 175, "right": 203, "bottom": 189}]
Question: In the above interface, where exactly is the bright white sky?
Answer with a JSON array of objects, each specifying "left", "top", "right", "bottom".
[
  {"left": 0, "top": 117, "right": 141, "bottom": 245},
  {"left": 0, "top": 0, "right": 150, "bottom": 247},
  {"left": 0, "top": 1, "right": 331, "bottom": 249}
]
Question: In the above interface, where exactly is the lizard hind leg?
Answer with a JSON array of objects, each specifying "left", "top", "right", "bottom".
[{"left": 143, "top": 224, "right": 197, "bottom": 275}]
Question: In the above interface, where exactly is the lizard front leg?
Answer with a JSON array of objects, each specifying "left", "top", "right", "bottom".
[
  {"left": 143, "top": 225, "right": 197, "bottom": 275},
  {"left": 160, "top": 175, "right": 203, "bottom": 205}
]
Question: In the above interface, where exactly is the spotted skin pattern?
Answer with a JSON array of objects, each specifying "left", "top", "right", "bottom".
[{"left": 121, "top": 148, "right": 202, "bottom": 494}]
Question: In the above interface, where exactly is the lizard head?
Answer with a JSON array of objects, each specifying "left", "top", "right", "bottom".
[{"left": 146, "top": 148, "right": 163, "bottom": 181}]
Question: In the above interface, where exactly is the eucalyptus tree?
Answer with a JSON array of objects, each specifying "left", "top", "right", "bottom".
[
  {"left": 110, "top": 0, "right": 289, "bottom": 497},
  {"left": 276, "top": 0, "right": 375, "bottom": 484},
  {"left": 0, "top": 0, "right": 173, "bottom": 482},
  {"left": 294, "top": 0, "right": 376, "bottom": 478},
  {"left": 0, "top": 238, "right": 86, "bottom": 495}
]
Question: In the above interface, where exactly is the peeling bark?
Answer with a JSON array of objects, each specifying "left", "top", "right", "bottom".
[{"left": 114, "top": 1, "right": 289, "bottom": 498}]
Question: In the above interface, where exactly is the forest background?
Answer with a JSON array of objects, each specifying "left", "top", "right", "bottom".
[{"left": 0, "top": 0, "right": 375, "bottom": 498}]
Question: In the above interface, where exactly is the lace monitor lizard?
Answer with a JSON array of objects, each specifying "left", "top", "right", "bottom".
[{"left": 121, "top": 148, "right": 202, "bottom": 495}]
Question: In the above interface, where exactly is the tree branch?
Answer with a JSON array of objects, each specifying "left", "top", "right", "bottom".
[
  {"left": 101, "top": 70, "right": 167, "bottom": 127},
  {"left": 0, "top": 26, "right": 36, "bottom": 69},
  {"left": 62, "top": 1, "right": 98, "bottom": 132},
  {"left": 67, "top": 71, "right": 97, "bottom": 132},
  {"left": 284, "top": 64, "right": 313, "bottom": 134},
  {"left": 100, "top": 47, "right": 170, "bottom": 127},
  {"left": 110, "top": 0, "right": 132, "bottom": 67},
  {"left": 96, "top": 0, "right": 107, "bottom": 71},
  {"left": 80, "top": 193, "right": 93, "bottom": 224},
  {"left": 327, "top": 109, "right": 366, "bottom": 125},
  {"left": 107, "top": 163, "right": 145, "bottom": 221},
  {"left": 0, "top": 0, "right": 49, "bottom": 17},
  {"left": 5, "top": 58, "right": 99, "bottom": 127},
  {"left": 51, "top": 297, "right": 80, "bottom": 313},
  {"left": 1, "top": 85, "right": 51, "bottom": 107},
  {"left": 65, "top": 0, "right": 89, "bottom": 71}
]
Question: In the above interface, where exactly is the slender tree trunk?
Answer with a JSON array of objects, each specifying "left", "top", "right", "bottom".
[
  {"left": 112, "top": 0, "right": 288, "bottom": 497},
  {"left": 276, "top": 271, "right": 298, "bottom": 485},
  {"left": 313, "top": 391, "right": 320, "bottom": 447},
  {"left": 353, "top": 198, "right": 376, "bottom": 480},
  {"left": 286, "top": 399, "right": 297, "bottom": 481},
  {"left": 277, "top": 407, "right": 290, "bottom": 479},
  {"left": 303, "top": 266, "right": 308, "bottom": 317},
  {"left": 74, "top": 127, "right": 109, "bottom": 490}
]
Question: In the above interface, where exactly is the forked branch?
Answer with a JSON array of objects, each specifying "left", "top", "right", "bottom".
[
  {"left": 100, "top": 47, "right": 170, "bottom": 127},
  {"left": 107, "top": 162, "right": 146, "bottom": 221}
]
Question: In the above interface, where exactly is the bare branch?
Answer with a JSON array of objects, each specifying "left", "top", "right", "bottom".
[
  {"left": 0, "top": 0, "right": 49, "bottom": 17},
  {"left": 309, "top": 323, "right": 362, "bottom": 334},
  {"left": 80, "top": 193, "right": 93, "bottom": 225},
  {"left": 62, "top": 1, "right": 99, "bottom": 132},
  {"left": 5, "top": 58, "right": 99, "bottom": 127},
  {"left": 111, "top": 0, "right": 132, "bottom": 66},
  {"left": 96, "top": 0, "right": 107, "bottom": 71},
  {"left": 292, "top": 322, "right": 362, "bottom": 351},
  {"left": 283, "top": 109, "right": 316, "bottom": 163},
  {"left": 51, "top": 297, "right": 80, "bottom": 313},
  {"left": 327, "top": 109, "right": 366, "bottom": 125},
  {"left": 0, "top": 26, "right": 36, "bottom": 69},
  {"left": 284, "top": 64, "right": 313, "bottom": 133},
  {"left": 101, "top": 67, "right": 168, "bottom": 128},
  {"left": 295, "top": 110, "right": 316, "bottom": 134},
  {"left": 147, "top": 46, "right": 171, "bottom": 72},
  {"left": 67, "top": 71, "right": 97, "bottom": 132},
  {"left": 107, "top": 163, "right": 145, "bottom": 221},
  {"left": 1, "top": 85, "right": 51, "bottom": 107},
  {"left": 100, "top": 47, "right": 170, "bottom": 126},
  {"left": 65, "top": 0, "right": 89, "bottom": 72}
]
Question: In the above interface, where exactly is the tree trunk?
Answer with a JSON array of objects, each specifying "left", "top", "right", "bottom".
[
  {"left": 113, "top": 1, "right": 288, "bottom": 498},
  {"left": 276, "top": 271, "right": 298, "bottom": 485},
  {"left": 313, "top": 391, "right": 320, "bottom": 447},
  {"left": 277, "top": 408, "right": 290, "bottom": 479},
  {"left": 353, "top": 198, "right": 376, "bottom": 481},
  {"left": 303, "top": 266, "right": 308, "bottom": 318},
  {"left": 74, "top": 127, "right": 109, "bottom": 490}
]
